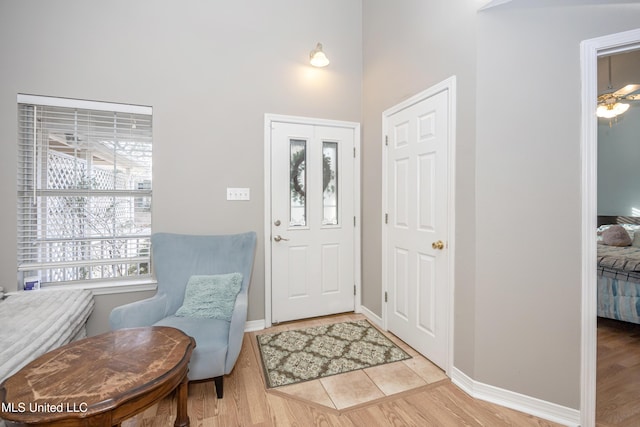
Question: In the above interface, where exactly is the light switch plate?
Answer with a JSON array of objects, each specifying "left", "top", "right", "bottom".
[{"left": 227, "top": 187, "right": 250, "bottom": 201}]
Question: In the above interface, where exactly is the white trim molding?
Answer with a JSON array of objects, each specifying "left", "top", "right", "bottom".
[
  {"left": 580, "top": 28, "right": 640, "bottom": 427},
  {"left": 451, "top": 368, "right": 580, "bottom": 427},
  {"left": 17, "top": 93, "right": 152, "bottom": 115},
  {"left": 11, "top": 279, "right": 159, "bottom": 297},
  {"left": 245, "top": 319, "right": 266, "bottom": 332},
  {"left": 360, "top": 305, "right": 383, "bottom": 328}
]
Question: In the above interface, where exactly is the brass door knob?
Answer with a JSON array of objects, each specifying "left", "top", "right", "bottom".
[{"left": 432, "top": 240, "right": 444, "bottom": 250}]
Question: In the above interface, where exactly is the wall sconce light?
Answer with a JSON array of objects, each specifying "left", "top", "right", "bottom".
[{"left": 310, "top": 43, "right": 330, "bottom": 67}]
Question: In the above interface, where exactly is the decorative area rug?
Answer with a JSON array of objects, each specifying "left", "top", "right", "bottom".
[{"left": 256, "top": 319, "right": 411, "bottom": 388}]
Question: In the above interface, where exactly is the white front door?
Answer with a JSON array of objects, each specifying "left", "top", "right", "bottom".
[
  {"left": 270, "top": 120, "right": 356, "bottom": 324},
  {"left": 383, "top": 83, "right": 453, "bottom": 370}
]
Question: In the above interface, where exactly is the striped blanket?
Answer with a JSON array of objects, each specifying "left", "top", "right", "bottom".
[
  {"left": 0, "top": 289, "right": 94, "bottom": 382},
  {"left": 597, "top": 243, "right": 640, "bottom": 272}
]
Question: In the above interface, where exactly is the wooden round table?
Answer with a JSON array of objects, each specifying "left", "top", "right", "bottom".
[{"left": 0, "top": 326, "right": 195, "bottom": 427}]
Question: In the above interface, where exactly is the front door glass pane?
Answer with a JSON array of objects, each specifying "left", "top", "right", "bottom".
[
  {"left": 322, "top": 141, "right": 338, "bottom": 225},
  {"left": 290, "top": 139, "right": 306, "bottom": 227}
]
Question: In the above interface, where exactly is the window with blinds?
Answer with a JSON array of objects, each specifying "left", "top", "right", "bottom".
[{"left": 17, "top": 95, "right": 153, "bottom": 288}]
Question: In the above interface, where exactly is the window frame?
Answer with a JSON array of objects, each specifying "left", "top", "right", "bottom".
[{"left": 16, "top": 94, "right": 155, "bottom": 292}]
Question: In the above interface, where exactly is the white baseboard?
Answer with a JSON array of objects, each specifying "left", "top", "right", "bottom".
[
  {"left": 244, "top": 319, "right": 266, "bottom": 332},
  {"left": 360, "top": 305, "right": 383, "bottom": 328},
  {"left": 451, "top": 367, "right": 580, "bottom": 427}
]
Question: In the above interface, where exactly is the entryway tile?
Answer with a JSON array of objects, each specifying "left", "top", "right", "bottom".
[
  {"left": 320, "top": 370, "right": 384, "bottom": 410},
  {"left": 402, "top": 356, "right": 447, "bottom": 384},
  {"left": 277, "top": 379, "right": 336, "bottom": 409},
  {"left": 255, "top": 313, "right": 449, "bottom": 412},
  {"left": 364, "top": 361, "right": 427, "bottom": 395}
]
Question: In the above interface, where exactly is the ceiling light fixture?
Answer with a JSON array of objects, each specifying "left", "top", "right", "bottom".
[
  {"left": 309, "top": 43, "right": 329, "bottom": 67},
  {"left": 596, "top": 100, "right": 629, "bottom": 119},
  {"left": 596, "top": 56, "right": 637, "bottom": 121}
]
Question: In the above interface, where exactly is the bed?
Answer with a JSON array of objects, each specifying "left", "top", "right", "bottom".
[
  {"left": 0, "top": 289, "right": 94, "bottom": 383},
  {"left": 597, "top": 216, "right": 640, "bottom": 324}
]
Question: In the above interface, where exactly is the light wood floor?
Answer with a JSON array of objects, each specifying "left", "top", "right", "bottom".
[
  {"left": 596, "top": 317, "right": 640, "bottom": 427},
  {"left": 122, "top": 314, "right": 561, "bottom": 427}
]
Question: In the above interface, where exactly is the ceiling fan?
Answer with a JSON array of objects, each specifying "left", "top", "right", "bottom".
[{"left": 597, "top": 56, "right": 640, "bottom": 119}]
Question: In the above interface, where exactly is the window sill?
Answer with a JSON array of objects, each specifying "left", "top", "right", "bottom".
[{"left": 8, "top": 279, "right": 157, "bottom": 297}]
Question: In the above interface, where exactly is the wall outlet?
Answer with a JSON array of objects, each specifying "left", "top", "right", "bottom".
[{"left": 227, "top": 187, "right": 250, "bottom": 201}]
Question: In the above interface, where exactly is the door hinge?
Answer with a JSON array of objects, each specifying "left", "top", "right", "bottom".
[
  {"left": 385, "top": 213, "right": 388, "bottom": 224},
  {"left": 354, "top": 285, "right": 356, "bottom": 296},
  {"left": 385, "top": 135, "right": 389, "bottom": 146},
  {"left": 354, "top": 216, "right": 356, "bottom": 227},
  {"left": 353, "top": 147, "right": 356, "bottom": 158},
  {"left": 384, "top": 291, "right": 388, "bottom": 303}
]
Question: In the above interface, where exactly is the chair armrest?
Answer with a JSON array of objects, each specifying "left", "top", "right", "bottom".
[
  {"left": 109, "top": 294, "right": 168, "bottom": 330},
  {"left": 224, "top": 291, "right": 249, "bottom": 374}
]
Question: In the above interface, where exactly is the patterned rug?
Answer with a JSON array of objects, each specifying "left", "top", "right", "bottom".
[{"left": 256, "top": 319, "right": 411, "bottom": 388}]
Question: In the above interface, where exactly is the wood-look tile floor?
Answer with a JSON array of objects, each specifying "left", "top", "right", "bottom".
[
  {"left": 596, "top": 317, "right": 640, "bottom": 427},
  {"left": 122, "top": 313, "right": 561, "bottom": 426}
]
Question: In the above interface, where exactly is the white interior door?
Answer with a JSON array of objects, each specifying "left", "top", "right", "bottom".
[
  {"left": 270, "top": 121, "right": 356, "bottom": 324},
  {"left": 384, "top": 86, "right": 451, "bottom": 370}
]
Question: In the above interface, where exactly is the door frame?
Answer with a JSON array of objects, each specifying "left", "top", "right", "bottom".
[
  {"left": 264, "top": 114, "right": 362, "bottom": 328},
  {"left": 381, "top": 76, "right": 457, "bottom": 376},
  {"left": 580, "top": 29, "right": 640, "bottom": 427}
]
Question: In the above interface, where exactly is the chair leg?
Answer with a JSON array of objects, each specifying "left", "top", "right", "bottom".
[{"left": 214, "top": 376, "right": 223, "bottom": 399}]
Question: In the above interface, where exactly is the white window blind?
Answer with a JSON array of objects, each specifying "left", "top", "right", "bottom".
[{"left": 17, "top": 95, "right": 153, "bottom": 287}]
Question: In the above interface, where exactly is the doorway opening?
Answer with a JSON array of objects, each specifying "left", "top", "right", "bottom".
[{"left": 581, "top": 29, "right": 640, "bottom": 427}]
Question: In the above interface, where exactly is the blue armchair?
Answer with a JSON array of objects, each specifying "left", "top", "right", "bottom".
[{"left": 109, "top": 231, "right": 257, "bottom": 398}]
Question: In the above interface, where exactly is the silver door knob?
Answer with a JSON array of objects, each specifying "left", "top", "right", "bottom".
[{"left": 273, "top": 235, "right": 290, "bottom": 242}]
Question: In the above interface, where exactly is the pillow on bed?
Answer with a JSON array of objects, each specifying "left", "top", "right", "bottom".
[
  {"left": 602, "top": 224, "right": 632, "bottom": 246},
  {"left": 598, "top": 223, "right": 638, "bottom": 240}
]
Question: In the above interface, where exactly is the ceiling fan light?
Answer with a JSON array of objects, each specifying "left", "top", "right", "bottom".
[
  {"left": 613, "top": 102, "right": 630, "bottom": 115},
  {"left": 597, "top": 104, "right": 616, "bottom": 118},
  {"left": 597, "top": 56, "right": 634, "bottom": 120},
  {"left": 596, "top": 102, "right": 630, "bottom": 119}
]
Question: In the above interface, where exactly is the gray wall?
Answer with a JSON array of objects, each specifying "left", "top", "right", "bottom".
[
  {"left": 361, "top": 0, "right": 478, "bottom": 377},
  {"left": 0, "top": 0, "right": 363, "bottom": 326},
  {"left": 362, "top": 0, "right": 640, "bottom": 411},
  {"left": 86, "top": 291, "right": 156, "bottom": 336},
  {"left": 475, "top": 0, "right": 640, "bottom": 409}
]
